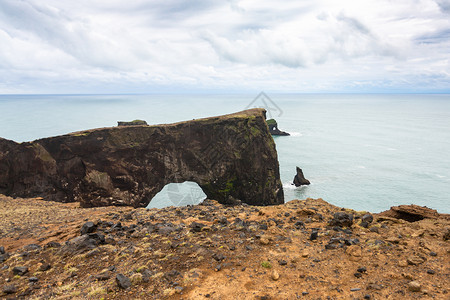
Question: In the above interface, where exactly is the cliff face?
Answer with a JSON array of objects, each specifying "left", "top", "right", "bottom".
[{"left": 0, "top": 108, "right": 284, "bottom": 207}]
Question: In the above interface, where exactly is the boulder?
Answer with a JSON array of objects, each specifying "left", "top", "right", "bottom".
[
  {"left": 329, "top": 212, "right": 354, "bottom": 227},
  {"left": 59, "top": 233, "right": 105, "bottom": 255},
  {"left": 379, "top": 205, "right": 440, "bottom": 222},
  {"left": 293, "top": 167, "right": 310, "bottom": 187},
  {"left": 0, "top": 109, "right": 283, "bottom": 207}
]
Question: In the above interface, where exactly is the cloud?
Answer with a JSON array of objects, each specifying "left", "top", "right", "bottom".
[{"left": 0, "top": 0, "right": 449, "bottom": 93}]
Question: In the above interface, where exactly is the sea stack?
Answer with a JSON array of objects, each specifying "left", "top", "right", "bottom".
[
  {"left": 266, "top": 119, "right": 290, "bottom": 136},
  {"left": 293, "top": 166, "right": 310, "bottom": 186}
]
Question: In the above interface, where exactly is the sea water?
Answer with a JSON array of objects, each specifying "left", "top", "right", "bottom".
[{"left": 0, "top": 93, "right": 449, "bottom": 213}]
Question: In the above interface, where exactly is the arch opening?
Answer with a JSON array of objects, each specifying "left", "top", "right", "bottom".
[{"left": 147, "top": 181, "right": 207, "bottom": 209}]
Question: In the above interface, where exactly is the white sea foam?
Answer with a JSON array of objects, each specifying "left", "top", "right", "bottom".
[{"left": 289, "top": 132, "right": 303, "bottom": 137}]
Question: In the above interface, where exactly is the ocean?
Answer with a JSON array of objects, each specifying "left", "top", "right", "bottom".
[{"left": 0, "top": 93, "right": 449, "bottom": 213}]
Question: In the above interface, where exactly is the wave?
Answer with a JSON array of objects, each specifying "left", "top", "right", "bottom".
[{"left": 289, "top": 132, "right": 303, "bottom": 137}]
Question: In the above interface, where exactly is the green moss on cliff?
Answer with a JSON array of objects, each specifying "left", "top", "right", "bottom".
[{"left": 266, "top": 119, "right": 277, "bottom": 126}]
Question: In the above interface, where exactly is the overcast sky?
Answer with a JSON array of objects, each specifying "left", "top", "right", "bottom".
[{"left": 0, "top": 0, "right": 449, "bottom": 94}]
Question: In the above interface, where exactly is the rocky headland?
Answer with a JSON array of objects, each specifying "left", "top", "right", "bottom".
[
  {"left": 0, "top": 108, "right": 283, "bottom": 208},
  {"left": 0, "top": 194, "right": 448, "bottom": 299}
]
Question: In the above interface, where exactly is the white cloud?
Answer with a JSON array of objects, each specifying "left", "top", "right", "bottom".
[{"left": 0, "top": 0, "right": 448, "bottom": 93}]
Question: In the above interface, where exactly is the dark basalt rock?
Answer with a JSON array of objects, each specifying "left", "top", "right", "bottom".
[
  {"left": 379, "top": 205, "right": 440, "bottom": 222},
  {"left": 116, "top": 273, "right": 131, "bottom": 289},
  {"left": 0, "top": 109, "right": 283, "bottom": 207},
  {"left": 12, "top": 266, "right": 28, "bottom": 276},
  {"left": 293, "top": 167, "right": 310, "bottom": 187},
  {"left": 266, "top": 119, "right": 290, "bottom": 136},
  {"left": 80, "top": 221, "right": 97, "bottom": 235},
  {"left": 328, "top": 212, "right": 354, "bottom": 227}
]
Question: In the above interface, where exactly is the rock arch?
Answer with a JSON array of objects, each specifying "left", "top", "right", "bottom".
[{"left": 0, "top": 108, "right": 284, "bottom": 207}]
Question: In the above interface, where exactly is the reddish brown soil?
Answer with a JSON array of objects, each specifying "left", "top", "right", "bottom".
[{"left": 0, "top": 195, "right": 449, "bottom": 299}]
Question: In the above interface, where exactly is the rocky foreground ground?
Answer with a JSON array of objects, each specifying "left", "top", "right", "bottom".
[{"left": 0, "top": 195, "right": 449, "bottom": 299}]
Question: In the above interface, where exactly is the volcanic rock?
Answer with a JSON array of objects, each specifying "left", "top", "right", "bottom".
[
  {"left": 293, "top": 167, "right": 310, "bottom": 187},
  {"left": 0, "top": 109, "right": 283, "bottom": 207},
  {"left": 266, "top": 119, "right": 290, "bottom": 136},
  {"left": 12, "top": 266, "right": 28, "bottom": 276},
  {"left": 2, "top": 284, "right": 17, "bottom": 294},
  {"left": 116, "top": 274, "right": 131, "bottom": 289},
  {"left": 329, "top": 212, "right": 354, "bottom": 227},
  {"left": 379, "top": 205, "right": 439, "bottom": 222}
]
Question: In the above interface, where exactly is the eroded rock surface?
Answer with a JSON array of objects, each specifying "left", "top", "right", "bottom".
[
  {"left": 0, "top": 108, "right": 283, "bottom": 207},
  {"left": 379, "top": 205, "right": 440, "bottom": 222}
]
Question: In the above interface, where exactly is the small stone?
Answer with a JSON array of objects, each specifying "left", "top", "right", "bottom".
[
  {"left": 260, "top": 237, "right": 270, "bottom": 245},
  {"left": 28, "top": 277, "right": 39, "bottom": 282},
  {"left": 350, "top": 288, "right": 361, "bottom": 291},
  {"left": 0, "top": 246, "right": 5, "bottom": 254},
  {"left": 80, "top": 221, "right": 97, "bottom": 235},
  {"left": 2, "top": 284, "right": 17, "bottom": 294},
  {"left": 354, "top": 272, "right": 362, "bottom": 278},
  {"left": 369, "top": 227, "right": 379, "bottom": 233},
  {"left": 309, "top": 231, "right": 318, "bottom": 241},
  {"left": 443, "top": 228, "right": 449, "bottom": 241},
  {"left": 271, "top": 270, "right": 280, "bottom": 281},
  {"left": 345, "top": 245, "right": 362, "bottom": 257},
  {"left": 357, "top": 267, "right": 367, "bottom": 273},
  {"left": 278, "top": 260, "right": 287, "bottom": 266},
  {"left": 214, "top": 264, "right": 222, "bottom": 272},
  {"left": 429, "top": 251, "right": 437, "bottom": 257},
  {"left": 408, "top": 281, "right": 421, "bottom": 292},
  {"left": 0, "top": 254, "right": 9, "bottom": 263},
  {"left": 39, "top": 263, "right": 51, "bottom": 271},
  {"left": 95, "top": 270, "right": 111, "bottom": 281},
  {"left": 366, "top": 283, "right": 384, "bottom": 290},
  {"left": 130, "top": 273, "right": 143, "bottom": 285},
  {"left": 398, "top": 260, "right": 408, "bottom": 267},
  {"left": 212, "top": 253, "right": 225, "bottom": 262},
  {"left": 45, "top": 241, "right": 61, "bottom": 248},
  {"left": 23, "top": 244, "right": 42, "bottom": 251},
  {"left": 301, "top": 249, "right": 309, "bottom": 257},
  {"left": 116, "top": 273, "right": 131, "bottom": 289},
  {"left": 189, "top": 222, "right": 206, "bottom": 233},
  {"left": 364, "top": 295, "right": 371, "bottom": 299},
  {"left": 360, "top": 221, "right": 369, "bottom": 228},
  {"left": 407, "top": 255, "right": 425, "bottom": 265},
  {"left": 12, "top": 266, "right": 28, "bottom": 276},
  {"left": 427, "top": 270, "right": 435, "bottom": 274},
  {"left": 362, "top": 213, "right": 374, "bottom": 224}
]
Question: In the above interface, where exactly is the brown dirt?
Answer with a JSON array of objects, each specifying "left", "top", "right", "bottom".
[{"left": 0, "top": 195, "right": 449, "bottom": 299}]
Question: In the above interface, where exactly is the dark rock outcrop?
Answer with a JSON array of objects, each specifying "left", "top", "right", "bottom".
[
  {"left": 117, "top": 120, "right": 148, "bottom": 126},
  {"left": 328, "top": 212, "right": 354, "bottom": 227},
  {"left": 266, "top": 119, "right": 290, "bottom": 136},
  {"left": 293, "top": 167, "right": 310, "bottom": 187},
  {"left": 0, "top": 109, "right": 283, "bottom": 208},
  {"left": 379, "top": 205, "right": 440, "bottom": 222}
]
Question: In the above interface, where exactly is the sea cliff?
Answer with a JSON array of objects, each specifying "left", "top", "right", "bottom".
[{"left": 0, "top": 108, "right": 283, "bottom": 208}]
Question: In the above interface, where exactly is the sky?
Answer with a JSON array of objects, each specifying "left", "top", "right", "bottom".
[{"left": 0, "top": 0, "right": 449, "bottom": 94}]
